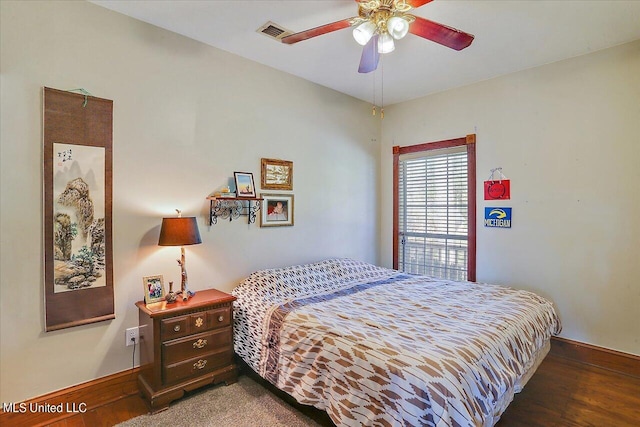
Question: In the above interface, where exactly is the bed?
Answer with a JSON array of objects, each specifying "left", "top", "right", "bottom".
[{"left": 232, "top": 258, "right": 561, "bottom": 427}]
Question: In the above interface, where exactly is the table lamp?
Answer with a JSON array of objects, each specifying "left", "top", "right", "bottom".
[{"left": 158, "top": 210, "right": 201, "bottom": 301}]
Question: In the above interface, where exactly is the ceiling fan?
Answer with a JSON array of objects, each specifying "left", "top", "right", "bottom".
[{"left": 281, "top": 0, "right": 475, "bottom": 74}]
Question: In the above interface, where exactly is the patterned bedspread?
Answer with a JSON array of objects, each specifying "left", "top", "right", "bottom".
[{"left": 232, "top": 259, "right": 561, "bottom": 427}]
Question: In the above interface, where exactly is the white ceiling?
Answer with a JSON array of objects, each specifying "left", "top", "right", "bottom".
[{"left": 90, "top": 0, "right": 640, "bottom": 106}]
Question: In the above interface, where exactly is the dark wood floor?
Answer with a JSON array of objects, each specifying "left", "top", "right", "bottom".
[
  {"left": 45, "top": 354, "right": 640, "bottom": 427},
  {"left": 498, "top": 354, "right": 640, "bottom": 426}
]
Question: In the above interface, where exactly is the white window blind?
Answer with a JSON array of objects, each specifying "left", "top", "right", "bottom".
[{"left": 398, "top": 147, "right": 469, "bottom": 281}]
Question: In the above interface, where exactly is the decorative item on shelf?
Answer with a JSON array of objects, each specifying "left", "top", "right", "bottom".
[
  {"left": 143, "top": 275, "right": 165, "bottom": 304},
  {"left": 212, "top": 186, "right": 236, "bottom": 198},
  {"left": 158, "top": 209, "right": 202, "bottom": 301},
  {"left": 234, "top": 172, "right": 256, "bottom": 198},
  {"left": 165, "top": 281, "right": 177, "bottom": 303}
]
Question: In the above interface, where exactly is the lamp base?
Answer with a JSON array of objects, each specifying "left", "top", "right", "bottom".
[
  {"left": 177, "top": 247, "right": 196, "bottom": 301},
  {"left": 181, "top": 288, "right": 196, "bottom": 301}
]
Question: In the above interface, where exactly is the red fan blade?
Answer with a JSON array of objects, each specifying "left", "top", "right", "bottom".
[
  {"left": 409, "top": 16, "right": 474, "bottom": 51},
  {"left": 405, "top": 0, "right": 434, "bottom": 8},
  {"left": 281, "top": 18, "right": 353, "bottom": 45},
  {"left": 358, "top": 35, "right": 380, "bottom": 73}
]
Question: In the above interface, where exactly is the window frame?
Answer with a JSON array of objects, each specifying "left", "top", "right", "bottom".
[{"left": 392, "top": 134, "right": 476, "bottom": 281}]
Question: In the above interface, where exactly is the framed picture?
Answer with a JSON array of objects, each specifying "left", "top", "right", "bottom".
[
  {"left": 260, "top": 193, "right": 294, "bottom": 227},
  {"left": 143, "top": 275, "right": 165, "bottom": 303},
  {"left": 234, "top": 172, "right": 256, "bottom": 198},
  {"left": 43, "top": 87, "right": 115, "bottom": 331},
  {"left": 261, "top": 158, "right": 293, "bottom": 190}
]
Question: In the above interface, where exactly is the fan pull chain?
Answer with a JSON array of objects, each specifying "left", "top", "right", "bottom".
[
  {"left": 380, "top": 58, "right": 384, "bottom": 120},
  {"left": 372, "top": 65, "right": 377, "bottom": 116}
]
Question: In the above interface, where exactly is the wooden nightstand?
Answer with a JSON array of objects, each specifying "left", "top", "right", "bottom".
[{"left": 136, "top": 288, "right": 237, "bottom": 413}]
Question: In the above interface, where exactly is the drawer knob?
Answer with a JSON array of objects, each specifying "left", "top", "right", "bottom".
[
  {"left": 218, "top": 315, "right": 224, "bottom": 322},
  {"left": 193, "top": 359, "right": 207, "bottom": 370},
  {"left": 193, "top": 339, "right": 208, "bottom": 349},
  {"left": 173, "top": 325, "right": 181, "bottom": 332}
]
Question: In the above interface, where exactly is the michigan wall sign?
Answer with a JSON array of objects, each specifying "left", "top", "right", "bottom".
[{"left": 484, "top": 207, "right": 512, "bottom": 228}]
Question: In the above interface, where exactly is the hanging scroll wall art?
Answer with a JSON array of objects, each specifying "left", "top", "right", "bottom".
[{"left": 43, "top": 87, "right": 114, "bottom": 331}]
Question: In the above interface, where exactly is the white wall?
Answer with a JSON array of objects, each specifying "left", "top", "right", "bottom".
[
  {"left": 380, "top": 40, "right": 640, "bottom": 356},
  {"left": 0, "top": 1, "right": 380, "bottom": 402}
]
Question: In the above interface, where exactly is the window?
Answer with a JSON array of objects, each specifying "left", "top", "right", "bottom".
[{"left": 393, "top": 135, "right": 476, "bottom": 281}]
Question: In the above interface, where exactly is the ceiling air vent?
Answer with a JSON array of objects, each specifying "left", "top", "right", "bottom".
[{"left": 257, "top": 21, "right": 292, "bottom": 41}]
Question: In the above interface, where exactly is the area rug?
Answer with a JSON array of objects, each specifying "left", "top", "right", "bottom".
[{"left": 116, "top": 375, "right": 329, "bottom": 427}]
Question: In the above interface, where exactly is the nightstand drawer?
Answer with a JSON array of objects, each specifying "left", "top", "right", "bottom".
[
  {"left": 163, "top": 349, "right": 233, "bottom": 384},
  {"left": 162, "top": 328, "right": 232, "bottom": 365},
  {"left": 207, "top": 307, "right": 231, "bottom": 330},
  {"left": 161, "top": 316, "right": 191, "bottom": 340},
  {"left": 160, "top": 307, "right": 232, "bottom": 341}
]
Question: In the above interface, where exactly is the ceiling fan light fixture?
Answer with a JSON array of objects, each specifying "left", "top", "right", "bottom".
[
  {"left": 378, "top": 32, "right": 395, "bottom": 54},
  {"left": 281, "top": 0, "right": 474, "bottom": 74},
  {"left": 353, "top": 21, "right": 377, "bottom": 46},
  {"left": 388, "top": 16, "right": 409, "bottom": 40}
]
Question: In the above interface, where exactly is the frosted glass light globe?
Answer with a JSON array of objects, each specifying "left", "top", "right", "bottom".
[
  {"left": 378, "top": 32, "right": 395, "bottom": 53},
  {"left": 353, "top": 21, "right": 377, "bottom": 46},
  {"left": 388, "top": 16, "right": 409, "bottom": 40}
]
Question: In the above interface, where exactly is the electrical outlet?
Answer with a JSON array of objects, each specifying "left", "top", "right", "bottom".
[{"left": 125, "top": 327, "right": 139, "bottom": 347}]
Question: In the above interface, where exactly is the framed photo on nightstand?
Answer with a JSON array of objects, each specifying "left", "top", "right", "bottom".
[{"left": 143, "top": 275, "right": 165, "bottom": 303}]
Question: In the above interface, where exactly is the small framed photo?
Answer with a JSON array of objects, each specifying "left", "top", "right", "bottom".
[
  {"left": 261, "top": 158, "right": 293, "bottom": 190},
  {"left": 143, "top": 275, "right": 165, "bottom": 303},
  {"left": 260, "top": 193, "right": 294, "bottom": 227},
  {"left": 234, "top": 172, "right": 256, "bottom": 198}
]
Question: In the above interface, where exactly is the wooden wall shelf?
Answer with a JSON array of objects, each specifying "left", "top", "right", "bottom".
[{"left": 206, "top": 196, "right": 263, "bottom": 225}]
